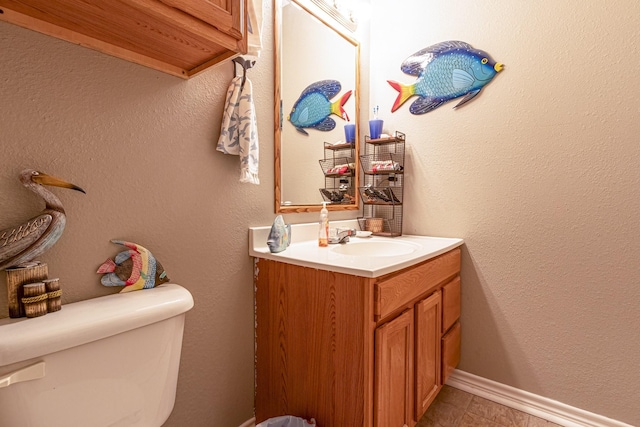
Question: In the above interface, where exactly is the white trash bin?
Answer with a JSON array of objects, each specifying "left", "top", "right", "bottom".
[{"left": 256, "top": 416, "right": 316, "bottom": 427}]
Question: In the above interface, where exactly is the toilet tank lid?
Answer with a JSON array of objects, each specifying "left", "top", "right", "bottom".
[{"left": 0, "top": 284, "right": 194, "bottom": 367}]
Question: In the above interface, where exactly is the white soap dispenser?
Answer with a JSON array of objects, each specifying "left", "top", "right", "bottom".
[{"left": 318, "top": 202, "right": 329, "bottom": 247}]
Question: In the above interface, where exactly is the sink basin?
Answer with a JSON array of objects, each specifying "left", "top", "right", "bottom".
[{"left": 330, "top": 239, "right": 420, "bottom": 257}]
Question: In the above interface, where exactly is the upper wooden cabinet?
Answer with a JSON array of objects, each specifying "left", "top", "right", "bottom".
[{"left": 0, "top": 0, "right": 248, "bottom": 78}]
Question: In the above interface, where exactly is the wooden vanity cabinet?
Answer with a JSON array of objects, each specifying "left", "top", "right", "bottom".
[
  {"left": 0, "top": 0, "right": 247, "bottom": 78},
  {"left": 255, "top": 247, "right": 461, "bottom": 427}
]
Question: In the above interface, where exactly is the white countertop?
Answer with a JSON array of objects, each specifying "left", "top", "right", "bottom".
[{"left": 249, "top": 220, "right": 464, "bottom": 278}]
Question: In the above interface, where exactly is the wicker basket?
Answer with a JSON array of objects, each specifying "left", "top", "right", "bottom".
[{"left": 365, "top": 218, "right": 384, "bottom": 233}]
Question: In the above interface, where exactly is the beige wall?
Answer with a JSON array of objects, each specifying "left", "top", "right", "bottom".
[
  {"left": 2, "top": 1, "right": 640, "bottom": 426},
  {"left": 0, "top": 4, "right": 278, "bottom": 425},
  {"left": 369, "top": 0, "right": 640, "bottom": 425}
]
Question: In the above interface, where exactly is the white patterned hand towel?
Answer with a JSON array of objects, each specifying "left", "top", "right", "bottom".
[{"left": 217, "top": 76, "right": 260, "bottom": 184}]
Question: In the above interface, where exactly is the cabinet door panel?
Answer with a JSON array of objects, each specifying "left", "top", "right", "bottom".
[
  {"left": 415, "top": 291, "right": 441, "bottom": 421},
  {"left": 442, "top": 321, "right": 461, "bottom": 384},
  {"left": 442, "top": 276, "right": 461, "bottom": 333},
  {"left": 160, "top": 0, "right": 245, "bottom": 40},
  {"left": 375, "top": 310, "right": 413, "bottom": 427}
]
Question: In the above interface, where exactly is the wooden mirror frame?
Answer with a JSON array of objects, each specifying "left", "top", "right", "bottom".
[{"left": 274, "top": 0, "right": 360, "bottom": 213}]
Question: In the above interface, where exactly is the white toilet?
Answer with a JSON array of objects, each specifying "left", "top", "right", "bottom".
[{"left": 0, "top": 283, "right": 194, "bottom": 427}]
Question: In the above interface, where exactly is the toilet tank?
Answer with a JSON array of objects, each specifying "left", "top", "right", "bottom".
[{"left": 0, "top": 283, "right": 194, "bottom": 427}]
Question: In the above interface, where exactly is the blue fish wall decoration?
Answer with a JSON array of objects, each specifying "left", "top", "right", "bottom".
[
  {"left": 288, "top": 79, "right": 352, "bottom": 135},
  {"left": 388, "top": 41, "right": 504, "bottom": 114}
]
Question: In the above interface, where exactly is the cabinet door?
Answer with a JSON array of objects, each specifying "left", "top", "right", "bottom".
[
  {"left": 160, "top": 0, "right": 246, "bottom": 41},
  {"left": 442, "top": 276, "right": 461, "bottom": 333},
  {"left": 442, "top": 321, "right": 461, "bottom": 384},
  {"left": 375, "top": 309, "right": 414, "bottom": 427},
  {"left": 414, "top": 291, "right": 442, "bottom": 421}
]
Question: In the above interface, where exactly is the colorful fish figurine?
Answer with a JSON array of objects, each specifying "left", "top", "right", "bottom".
[
  {"left": 267, "top": 215, "right": 291, "bottom": 253},
  {"left": 388, "top": 41, "right": 504, "bottom": 114},
  {"left": 288, "top": 80, "right": 352, "bottom": 135},
  {"left": 97, "top": 240, "right": 169, "bottom": 293}
]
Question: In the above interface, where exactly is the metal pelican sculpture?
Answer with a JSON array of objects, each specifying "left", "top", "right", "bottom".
[{"left": 0, "top": 169, "right": 85, "bottom": 271}]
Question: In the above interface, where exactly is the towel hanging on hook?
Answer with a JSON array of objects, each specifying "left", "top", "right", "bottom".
[{"left": 217, "top": 56, "right": 260, "bottom": 185}]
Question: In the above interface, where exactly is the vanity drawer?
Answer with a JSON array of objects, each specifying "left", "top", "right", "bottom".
[
  {"left": 442, "top": 276, "right": 461, "bottom": 333},
  {"left": 375, "top": 249, "right": 460, "bottom": 320},
  {"left": 442, "top": 321, "right": 461, "bottom": 384}
]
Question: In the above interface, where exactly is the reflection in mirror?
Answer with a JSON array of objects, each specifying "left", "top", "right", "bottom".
[{"left": 275, "top": 0, "right": 360, "bottom": 213}]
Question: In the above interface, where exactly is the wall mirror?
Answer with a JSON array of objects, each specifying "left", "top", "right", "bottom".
[{"left": 274, "top": 0, "right": 360, "bottom": 213}]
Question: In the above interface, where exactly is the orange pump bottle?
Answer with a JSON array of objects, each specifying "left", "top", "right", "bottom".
[{"left": 318, "top": 202, "right": 329, "bottom": 247}]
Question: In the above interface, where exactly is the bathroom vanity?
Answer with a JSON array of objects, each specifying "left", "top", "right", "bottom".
[{"left": 251, "top": 222, "right": 463, "bottom": 427}]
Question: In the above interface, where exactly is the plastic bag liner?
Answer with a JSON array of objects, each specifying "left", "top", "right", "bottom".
[{"left": 256, "top": 416, "right": 316, "bottom": 427}]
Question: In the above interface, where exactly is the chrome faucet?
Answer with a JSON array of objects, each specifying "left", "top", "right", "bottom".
[{"left": 328, "top": 228, "right": 357, "bottom": 244}]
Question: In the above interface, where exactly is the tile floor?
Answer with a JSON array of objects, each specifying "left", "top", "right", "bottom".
[{"left": 418, "top": 386, "right": 563, "bottom": 427}]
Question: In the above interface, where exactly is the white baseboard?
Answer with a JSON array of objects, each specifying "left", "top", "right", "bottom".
[
  {"left": 239, "top": 417, "right": 256, "bottom": 427},
  {"left": 446, "top": 370, "right": 633, "bottom": 427},
  {"left": 242, "top": 371, "right": 632, "bottom": 427}
]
